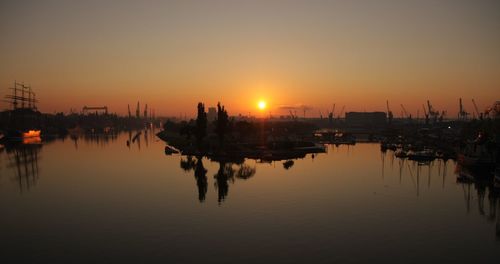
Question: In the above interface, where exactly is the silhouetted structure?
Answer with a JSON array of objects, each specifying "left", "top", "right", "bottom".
[
  {"left": 215, "top": 102, "right": 229, "bottom": 146},
  {"left": 195, "top": 103, "right": 207, "bottom": 149}
]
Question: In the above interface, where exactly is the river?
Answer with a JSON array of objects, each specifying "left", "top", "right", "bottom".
[{"left": 0, "top": 130, "right": 498, "bottom": 263}]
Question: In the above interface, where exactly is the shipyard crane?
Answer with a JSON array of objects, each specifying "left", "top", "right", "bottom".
[
  {"left": 328, "top": 104, "right": 335, "bottom": 124},
  {"left": 458, "top": 98, "right": 469, "bottom": 120},
  {"left": 422, "top": 104, "right": 429, "bottom": 124},
  {"left": 144, "top": 104, "right": 148, "bottom": 119},
  {"left": 386, "top": 100, "right": 393, "bottom": 123},
  {"left": 472, "top": 99, "right": 480, "bottom": 119},
  {"left": 127, "top": 104, "right": 132, "bottom": 118},
  {"left": 427, "top": 100, "right": 439, "bottom": 123},
  {"left": 400, "top": 104, "right": 409, "bottom": 119}
]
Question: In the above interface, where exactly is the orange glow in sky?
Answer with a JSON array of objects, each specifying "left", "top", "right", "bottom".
[{"left": 0, "top": 1, "right": 499, "bottom": 117}]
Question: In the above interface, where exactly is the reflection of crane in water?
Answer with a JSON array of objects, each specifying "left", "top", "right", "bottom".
[{"left": 5, "top": 144, "right": 42, "bottom": 193}]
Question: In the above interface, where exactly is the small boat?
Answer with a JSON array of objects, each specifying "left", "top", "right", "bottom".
[
  {"left": 1, "top": 129, "right": 42, "bottom": 142},
  {"left": 22, "top": 130, "right": 41, "bottom": 138}
]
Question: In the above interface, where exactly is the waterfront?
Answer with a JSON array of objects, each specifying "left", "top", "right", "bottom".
[{"left": 0, "top": 132, "right": 498, "bottom": 263}]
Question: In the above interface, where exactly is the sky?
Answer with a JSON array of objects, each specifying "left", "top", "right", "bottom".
[{"left": 1, "top": 0, "right": 499, "bottom": 118}]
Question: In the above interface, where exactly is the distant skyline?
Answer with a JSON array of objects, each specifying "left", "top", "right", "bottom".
[{"left": 1, "top": 0, "right": 499, "bottom": 117}]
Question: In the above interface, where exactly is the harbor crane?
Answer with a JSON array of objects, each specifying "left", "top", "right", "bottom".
[
  {"left": 400, "top": 104, "right": 409, "bottom": 119},
  {"left": 427, "top": 100, "right": 439, "bottom": 123},
  {"left": 328, "top": 104, "right": 335, "bottom": 124},
  {"left": 458, "top": 98, "right": 469, "bottom": 120},
  {"left": 386, "top": 100, "right": 393, "bottom": 123},
  {"left": 422, "top": 104, "right": 429, "bottom": 124},
  {"left": 472, "top": 99, "right": 480, "bottom": 119}
]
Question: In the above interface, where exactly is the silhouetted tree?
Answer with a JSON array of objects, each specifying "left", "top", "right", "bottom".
[
  {"left": 179, "top": 121, "right": 194, "bottom": 140},
  {"left": 215, "top": 102, "right": 229, "bottom": 146},
  {"left": 195, "top": 102, "right": 207, "bottom": 149}
]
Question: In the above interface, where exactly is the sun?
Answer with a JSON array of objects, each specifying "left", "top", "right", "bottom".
[{"left": 257, "top": 100, "right": 267, "bottom": 110}]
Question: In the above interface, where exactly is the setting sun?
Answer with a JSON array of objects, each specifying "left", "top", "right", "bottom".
[{"left": 257, "top": 100, "right": 267, "bottom": 110}]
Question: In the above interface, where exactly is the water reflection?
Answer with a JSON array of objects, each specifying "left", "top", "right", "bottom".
[
  {"left": 180, "top": 156, "right": 208, "bottom": 202},
  {"left": 213, "top": 160, "right": 256, "bottom": 204},
  {"left": 382, "top": 150, "right": 452, "bottom": 196},
  {"left": 4, "top": 143, "right": 42, "bottom": 193},
  {"left": 456, "top": 166, "right": 500, "bottom": 239},
  {"left": 179, "top": 156, "right": 256, "bottom": 203},
  {"left": 69, "top": 131, "right": 119, "bottom": 149}
]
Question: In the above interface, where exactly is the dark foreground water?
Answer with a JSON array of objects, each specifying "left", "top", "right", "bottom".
[{"left": 0, "top": 131, "right": 498, "bottom": 263}]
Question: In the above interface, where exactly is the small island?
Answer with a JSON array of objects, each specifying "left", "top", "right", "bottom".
[{"left": 156, "top": 102, "right": 326, "bottom": 162}]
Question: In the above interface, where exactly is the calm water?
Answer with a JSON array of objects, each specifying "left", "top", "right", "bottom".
[{"left": 0, "top": 130, "right": 498, "bottom": 263}]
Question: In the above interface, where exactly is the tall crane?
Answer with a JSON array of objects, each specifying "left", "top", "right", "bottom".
[
  {"left": 386, "top": 100, "right": 393, "bottom": 123},
  {"left": 328, "top": 104, "right": 335, "bottom": 124},
  {"left": 458, "top": 98, "right": 469, "bottom": 120},
  {"left": 427, "top": 100, "right": 439, "bottom": 123},
  {"left": 422, "top": 104, "right": 429, "bottom": 124},
  {"left": 400, "top": 104, "right": 409, "bottom": 119},
  {"left": 128, "top": 104, "right": 132, "bottom": 118},
  {"left": 472, "top": 99, "right": 480, "bottom": 119}
]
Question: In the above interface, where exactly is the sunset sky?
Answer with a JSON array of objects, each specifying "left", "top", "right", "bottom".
[{"left": 1, "top": 0, "right": 499, "bottom": 117}]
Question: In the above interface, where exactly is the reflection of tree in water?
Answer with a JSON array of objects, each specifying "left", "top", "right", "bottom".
[
  {"left": 5, "top": 144, "right": 42, "bottom": 193},
  {"left": 194, "top": 158, "right": 208, "bottom": 202},
  {"left": 180, "top": 156, "right": 208, "bottom": 202},
  {"left": 214, "top": 161, "right": 256, "bottom": 204},
  {"left": 179, "top": 156, "right": 256, "bottom": 203},
  {"left": 214, "top": 162, "right": 234, "bottom": 203}
]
